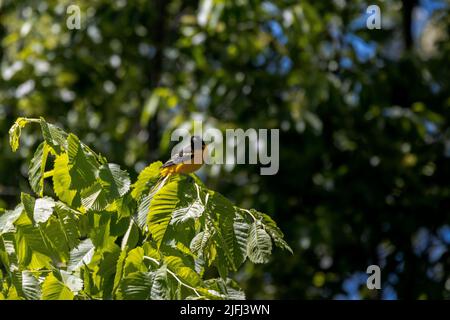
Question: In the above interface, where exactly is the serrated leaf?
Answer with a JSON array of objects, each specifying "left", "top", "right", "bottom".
[
  {"left": 206, "top": 191, "right": 240, "bottom": 270},
  {"left": 99, "top": 163, "right": 131, "bottom": 198},
  {"left": 147, "top": 180, "right": 181, "bottom": 248},
  {"left": 21, "top": 271, "right": 41, "bottom": 300},
  {"left": 52, "top": 153, "right": 77, "bottom": 206},
  {"left": 121, "top": 271, "right": 153, "bottom": 300},
  {"left": 136, "top": 194, "right": 151, "bottom": 230},
  {"left": 215, "top": 247, "right": 229, "bottom": 279},
  {"left": 0, "top": 204, "right": 23, "bottom": 235},
  {"left": 80, "top": 182, "right": 109, "bottom": 211},
  {"left": 54, "top": 202, "right": 80, "bottom": 249},
  {"left": 123, "top": 247, "right": 146, "bottom": 275},
  {"left": 151, "top": 266, "right": 168, "bottom": 300},
  {"left": 121, "top": 220, "right": 139, "bottom": 251},
  {"left": 15, "top": 222, "right": 53, "bottom": 268},
  {"left": 228, "top": 215, "right": 249, "bottom": 268},
  {"left": 190, "top": 229, "right": 212, "bottom": 256},
  {"left": 9, "top": 117, "right": 29, "bottom": 152},
  {"left": 131, "top": 161, "right": 162, "bottom": 200},
  {"left": 33, "top": 197, "right": 55, "bottom": 224},
  {"left": 28, "top": 142, "right": 50, "bottom": 197},
  {"left": 40, "top": 118, "right": 68, "bottom": 152},
  {"left": 171, "top": 199, "right": 204, "bottom": 225},
  {"left": 252, "top": 210, "right": 293, "bottom": 254},
  {"left": 21, "top": 193, "right": 35, "bottom": 222},
  {"left": 204, "top": 278, "right": 245, "bottom": 300},
  {"left": 0, "top": 233, "right": 19, "bottom": 272},
  {"left": 43, "top": 216, "right": 70, "bottom": 262},
  {"left": 41, "top": 273, "right": 74, "bottom": 300},
  {"left": 164, "top": 256, "right": 201, "bottom": 287},
  {"left": 67, "top": 239, "right": 95, "bottom": 272},
  {"left": 246, "top": 223, "right": 272, "bottom": 264},
  {"left": 67, "top": 134, "right": 98, "bottom": 189},
  {"left": 112, "top": 248, "right": 128, "bottom": 298},
  {"left": 60, "top": 270, "right": 83, "bottom": 293}
]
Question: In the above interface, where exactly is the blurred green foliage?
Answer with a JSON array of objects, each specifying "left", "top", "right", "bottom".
[{"left": 1, "top": 0, "right": 449, "bottom": 299}]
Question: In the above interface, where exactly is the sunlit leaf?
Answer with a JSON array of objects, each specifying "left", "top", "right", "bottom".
[
  {"left": 0, "top": 204, "right": 23, "bottom": 235},
  {"left": 28, "top": 142, "right": 50, "bottom": 197},
  {"left": 52, "top": 153, "right": 77, "bottom": 206},
  {"left": 67, "top": 239, "right": 95, "bottom": 272},
  {"left": 131, "top": 161, "right": 162, "bottom": 200},
  {"left": 21, "top": 271, "right": 41, "bottom": 300},
  {"left": 246, "top": 222, "right": 272, "bottom": 264},
  {"left": 121, "top": 271, "right": 153, "bottom": 300},
  {"left": 147, "top": 179, "right": 181, "bottom": 248},
  {"left": 98, "top": 163, "right": 131, "bottom": 198},
  {"left": 8, "top": 117, "right": 29, "bottom": 152},
  {"left": 33, "top": 197, "right": 55, "bottom": 224},
  {"left": 41, "top": 273, "right": 74, "bottom": 300}
]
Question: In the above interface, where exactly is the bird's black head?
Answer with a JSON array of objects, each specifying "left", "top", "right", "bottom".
[{"left": 191, "top": 135, "right": 206, "bottom": 150}]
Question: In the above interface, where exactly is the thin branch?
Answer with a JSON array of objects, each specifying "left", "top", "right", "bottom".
[{"left": 143, "top": 256, "right": 201, "bottom": 297}]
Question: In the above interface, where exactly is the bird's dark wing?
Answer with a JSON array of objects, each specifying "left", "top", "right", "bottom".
[{"left": 162, "top": 147, "right": 193, "bottom": 168}]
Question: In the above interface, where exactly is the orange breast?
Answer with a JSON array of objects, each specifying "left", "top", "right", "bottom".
[{"left": 161, "top": 163, "right": 203, "bottom": 176}]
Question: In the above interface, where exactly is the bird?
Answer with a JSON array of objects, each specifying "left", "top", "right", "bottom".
[
  {"left": 160, "top": 135, "right": 207, "bottom": 176},
  {"left": 145, "top": 136, "right": 207, "bottom": 200}
]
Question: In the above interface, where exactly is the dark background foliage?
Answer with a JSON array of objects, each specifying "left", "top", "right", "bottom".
[{"left": 1, "top": 0, "right": 449, "bottom": 299}]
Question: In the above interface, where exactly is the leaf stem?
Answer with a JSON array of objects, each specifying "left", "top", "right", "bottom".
[
  {"left": 143, "top": 256, "right": 201, "bottom": 297},
  {"left": 43, "top": 170, "right": 54, "bottom": 178},
  {"left": 241, "top": 208, "right": 257, "bottom": 222}
]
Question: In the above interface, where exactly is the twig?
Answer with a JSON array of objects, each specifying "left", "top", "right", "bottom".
[{"left": 143, "top": 256, "right": 201, "bottom": 297}]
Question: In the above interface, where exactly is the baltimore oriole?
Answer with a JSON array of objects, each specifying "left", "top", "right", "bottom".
[{"left": 160, "top": 135, "right": 207, "bottom": 176}]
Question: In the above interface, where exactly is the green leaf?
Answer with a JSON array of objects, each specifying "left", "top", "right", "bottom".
[
  {"left": 121, "top": 220, "right": 139, "bottom": 251},
  {"left": 43, "top": 216, "right": 70, "bottom": 262},
  {"left": 131, "top": 161, "right": 162, "bottom": 200},
  {"left": 52, "top": 153, "right": 78, "bottom": 206},
  {"left": 60, "top": 270, "right": 83, "bottom": 294},
  {"left": 67, "top": 134, "right": 98, "bottom": 189},
  {"left": 121, "top": 271, "right": 153, "bottom": 300},
  {"left": 89, "top": 212, "right": 115, "bottom": 250},
  {"left": 123, "top": 247, "right": 146, "bottom": 275},
  {"left": 215, "top": 247, "right": 229, "bottom": 279},
  {"left": 206, "top": 191, "right": 241, "bottom": 270},
  {"left": 112, "top": 248, "right": 128, "bottom": 298},
  {"left": 164, "top": 256, "right": 201, "bottom": 287},
  {"left": 98, "top": 163, "right": 131, "bottom": 198},
  {"left": 246, "top": 222, "right": 272, "bottom": 264},
  {"left": 15, "top": 219, "right": 54, "bottom": 268},
  {"left": 33, "top": 197, "right": 55, "bottom": 224},
  {"left": 41, "top": 273, "right": 74, "bottom": 300},
  {"left": 67, "top": 239, "right": 95, "bottom": 272},
  {"left": 252, "top": 210, "right": 293, "bottom": 254},
  {"left": 171, "top": 199, "right": 204, "bottom": 225},
  {"left": 40, "top": 118, "right": 68, "bottom": 152},
  {"left": 147, "top": 179, "right": 181, "bottom": 248},
  {"left": 28, "top": 142, "right": 50, "bottom": 197},
  {"left": 21, "top": 193, "right": 36, "bottom": 222},
  {"left": 0, "top": 204, "right": 23, "bottom": 235},
  {"left": 204, "top": 278, "right": 245, "bottom": 300},
  {"left": 80, "top": 183, "right": 109, "bottom": 211},
  {"left": 21, "top": 271, "right": 41, "bottom": 300},
  {"left": 225, "top": 214, "right": 249, "bottom": 268},
  {"left": 190, "top": 229, "right": 212, "bottom": 257},
  {"left": 150, "top": 265, "right": 168, "bottom": 300},
  {"left": 0, "top": 233, "right": 19, "bottom": 272},
  {"left": 136, "top": 194, "right": 152, "bottom": 230},
  {"left": 54, "top": 202, "right": 80, "bottom": 249},
  {"left": 9, "top": 117, "right": 30, "bottom": 152}
]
